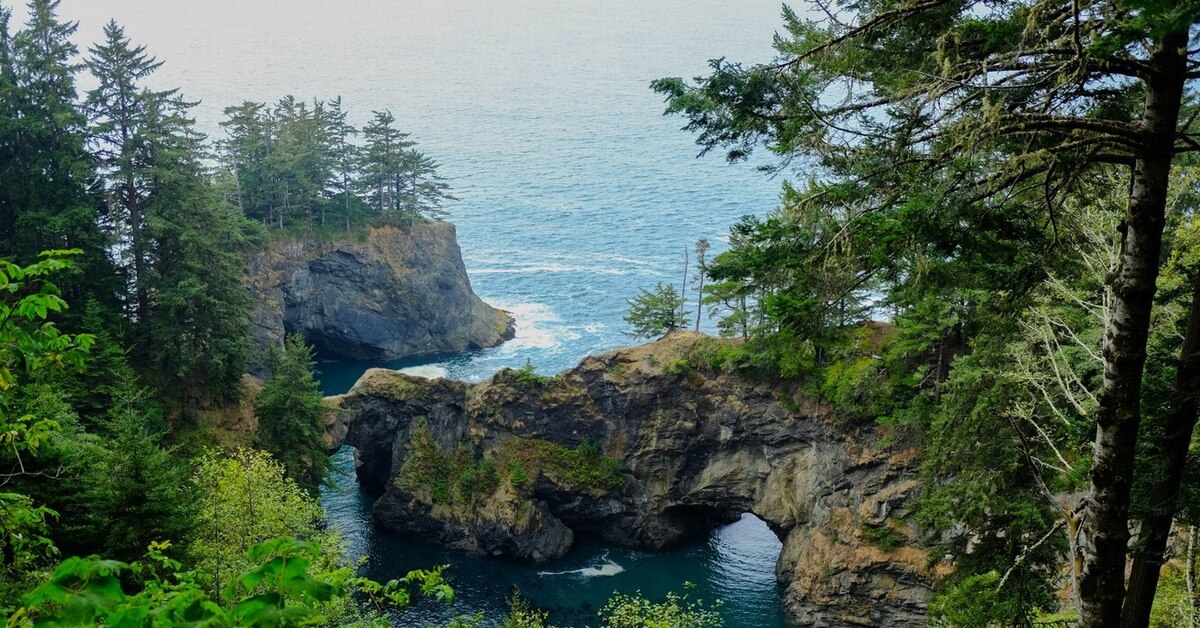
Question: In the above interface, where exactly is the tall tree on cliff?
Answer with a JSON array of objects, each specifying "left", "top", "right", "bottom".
[
  {"left": 397, "top": 147, "right": 455, "bottom": 219},
  {"left": 326, "top": 96, "right": 359, "bottom": 230},
  {"left": 0, "top": 0, "right": 116, "bottom": 311},
  {"left": 653, "top": 3, "right": 1200, "bottom": 626},
  {"left": 358, "top": 109, "right": 414, "bottom": 216},
  {"left": 85, "top": 20, "right": 175, "bottom": 323},
  {"left": 142, "top": 93, "right": 255, "bottom": 402},
  {"left": 86, "top": 19, "right": 180, "bottom": 324},
  {"left": 218, "top": 101, "right": 274, "bottom": 225}
]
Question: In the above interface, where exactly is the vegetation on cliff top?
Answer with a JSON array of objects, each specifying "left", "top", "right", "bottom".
[{"left": 399, "top": 420, "right": 626, "bottom": 506}]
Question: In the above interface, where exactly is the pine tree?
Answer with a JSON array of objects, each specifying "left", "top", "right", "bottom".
[
  {"left": 0, "top": 0, "right": 116, "bottom": 312},
  {"left": 85, "top": 20, "right": 175, "bottom": 322},
  {"left": 326, "top": 96, "right": 358, "bottom": 230},
  {"left": 624, "top": 283, "right": 688, "bottom": 339},
  {"left": 142, "top": 95, "right": 254, "bottom": 401},
  {"left": 92, "top": 374, "right": 194, "bottom": 561},
  {"left": 255, "top": 335, "right": 333, "bottom": 491},
  {"left": 358, "top": 109, "right": 413, "bottom": 215},
  {"left": 398, "top": 148, "right": 454, "bottom": 219},
  {"left": 655, "top": 3, "right": 1200, "bottom": 623},
  {"left": 218, "top": 101, "right": 272, "bottom": 224}
]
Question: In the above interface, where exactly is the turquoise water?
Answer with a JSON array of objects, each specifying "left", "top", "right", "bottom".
[
  {"left": 321, "top": 449, "right": 788, "bottom": 627},
  {"left": 37, "top": 1, "right": 796, "bottom": 624}
]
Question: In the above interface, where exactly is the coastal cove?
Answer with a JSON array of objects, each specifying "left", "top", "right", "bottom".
[
  {"left": 321, "top": 444, "right": 787, "bottom": 627},
  {"left": 315, "top": 307, "right": 792, "bottom": 627}
]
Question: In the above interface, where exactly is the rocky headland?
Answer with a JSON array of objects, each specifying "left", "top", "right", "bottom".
[
  {"left": 247, "top": 222, "right": 514, "bottom": 361},
  {"left": 327, "top": 333, "right": 936, "bottom": 627}
]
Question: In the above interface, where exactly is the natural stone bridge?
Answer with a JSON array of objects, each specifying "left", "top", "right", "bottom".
[{"left": 327, "top": 334, "right": 933, "bottom": 627}]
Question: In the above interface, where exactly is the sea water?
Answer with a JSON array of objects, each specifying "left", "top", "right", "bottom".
[{"left": 37, "top": 1, "right": 797, "bottom": 624}]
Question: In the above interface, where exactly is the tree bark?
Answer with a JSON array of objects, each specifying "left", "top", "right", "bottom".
[
  {"left": 1121, "top": 271, "right": 1200, "bottom": 628},
  {"left": 1079, "top": 30, "right": 1188, "bottom": 628}
]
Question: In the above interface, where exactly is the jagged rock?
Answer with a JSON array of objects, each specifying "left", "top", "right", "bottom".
[
  {"left": 329, "top": 333, "right": 935, "bottom": 627},
  {"left": 246, "top": 222, "right": 514, "bottom": 361}
]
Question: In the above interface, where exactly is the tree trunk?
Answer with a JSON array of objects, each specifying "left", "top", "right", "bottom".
[
  {"left": 1079, "top": 30, "right": 1187, "bottom": 628},
  {"left": 1121, "top": 271, "right": 1200, "bottom": 627},
  {"left": 681, "top": 247, "right": 689, "bottom": 329}
]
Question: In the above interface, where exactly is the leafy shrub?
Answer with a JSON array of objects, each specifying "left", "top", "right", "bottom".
[
  {"left": 575, "top": 439, "right": 602, "bottom": 459},
  {"left": 400, "top": 421, "right": 501, "bottom": 505},
  {"left": 500, "top": 438, "right": 626, "bottom": 492},
  {"left": 507, "top": 460, "right": 530, "bottom": 489},
  {"left": 10, "top": 537, "right": 452, "bottom": 626},
  {"left": 599, "top": 585, "right": 723, "bottom": 628}
]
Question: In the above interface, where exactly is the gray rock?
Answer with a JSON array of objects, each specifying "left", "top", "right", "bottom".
[{"left": 247, "top": 222, "right": 514, "bottom": 362}]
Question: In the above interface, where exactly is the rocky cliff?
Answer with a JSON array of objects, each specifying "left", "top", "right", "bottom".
[
  {"left": 328, "top": 333, "right": 936, "bottom": 627},
  {"left": 247, "top": 222, "right": 514, "bottom": 361}
]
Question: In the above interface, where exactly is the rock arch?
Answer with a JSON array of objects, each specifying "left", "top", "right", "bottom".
[{"left": 328, "top": 334, "right": 933, "bottom": 627}]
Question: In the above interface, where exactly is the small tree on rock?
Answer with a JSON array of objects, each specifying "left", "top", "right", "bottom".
[{"left": 624, "top": 283, "right": 688, "bottom": 339}]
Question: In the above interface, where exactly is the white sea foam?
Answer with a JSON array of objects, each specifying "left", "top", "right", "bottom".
[
  {"left": 537, "top": 561, "right": 625, "bottom": 578},
  {"left": 488, "top": 301, "right": 565, "bottom": 350},
  {"left": 397, "top": 365, "right": 449, "bottom": 379}
]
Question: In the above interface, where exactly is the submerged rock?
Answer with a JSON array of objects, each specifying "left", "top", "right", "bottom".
[
  {"left": 329, "top": 333, "right": 935, "bottom": 627},
  {"left": 247, "top": 222, "right": 514, "bottom": 361}
]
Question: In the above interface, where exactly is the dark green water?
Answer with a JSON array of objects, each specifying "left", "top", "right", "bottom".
[{"left": 321, "top": 447, "right": 787, "bottom": 628}]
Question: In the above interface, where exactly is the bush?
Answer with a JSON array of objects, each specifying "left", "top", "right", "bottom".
[
  {"left": 499, "top": 438, "right": 626, "bottom": 492},
  {"left": 511, "top": 359, "right": 554, "bottom": 389},
  {"left": 599, "top": 585, "right": 723, "bottom": 628},
  {"left": 400, "top": 421, "right": 502, "bottom": 505},
  {"left": 860, "top": 523, "right": 901, "bottom": 551}
]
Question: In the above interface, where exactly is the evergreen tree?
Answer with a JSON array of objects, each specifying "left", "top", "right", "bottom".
[
  {"left": 255, "top": 335, "right": 333, "bottom": 490},
  {"left": 357, "top": 109, "right": 413, "bottom": 216},
  {"left": 398, "top": 148, "right": 454, "bottom": 219},
  {"left": 326, "top": 96, "right": 359, "bottom": 230},
  {"left": 0, "top": 1, "right": 116, "bottom": 311},
  {"left": 91, "top": 374, "right": 194, "bottom": 560},
  {"left": 624, "top": 283, "right": 688, "bottom": 339},
  {"left": 85, "top": 20, "right": 175, "bottom": 322},
  {"left": 655, "top": 4, "right": 1200, "bottom": 622},
  {"left": 142, "top": 95, "right": 254, "bottom": 401},
  {"left": 218, "top": 101, "right": 273, "bottom": 224}
]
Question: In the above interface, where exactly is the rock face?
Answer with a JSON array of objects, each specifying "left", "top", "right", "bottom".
[
  {"left": 329, "top": 333, "right": 935, "bottom": 627},
  {"left": 247, "top": 222, "right": 514, "bottom": 361}
]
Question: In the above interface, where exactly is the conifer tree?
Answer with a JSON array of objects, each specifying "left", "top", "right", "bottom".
[
  {"left": 398, "top": 148, "right": 454, "bottom": 219},
  {"left": 255, "top": 335, "right": 333, "bottom": 491},
  {"left": 655, "top": 3, "right": 1200, "bottom": 624},
  {"left": 142, "top": 95, "right": 254, "bottom": 401},
  {"left": 624, "top": 283, "right": 688, "bottom": 339},
  {"left": 85, "top": 20, "right": 175, "bottom": 322},
  {"left": 0, "top": 1, "right": 116, "bottom": 311},
  {"left": 326, "top": 96, "right": 359, "bottom": 230},
  {"left": 358, "top": 109, "right": 413, "bottom": 215}
]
